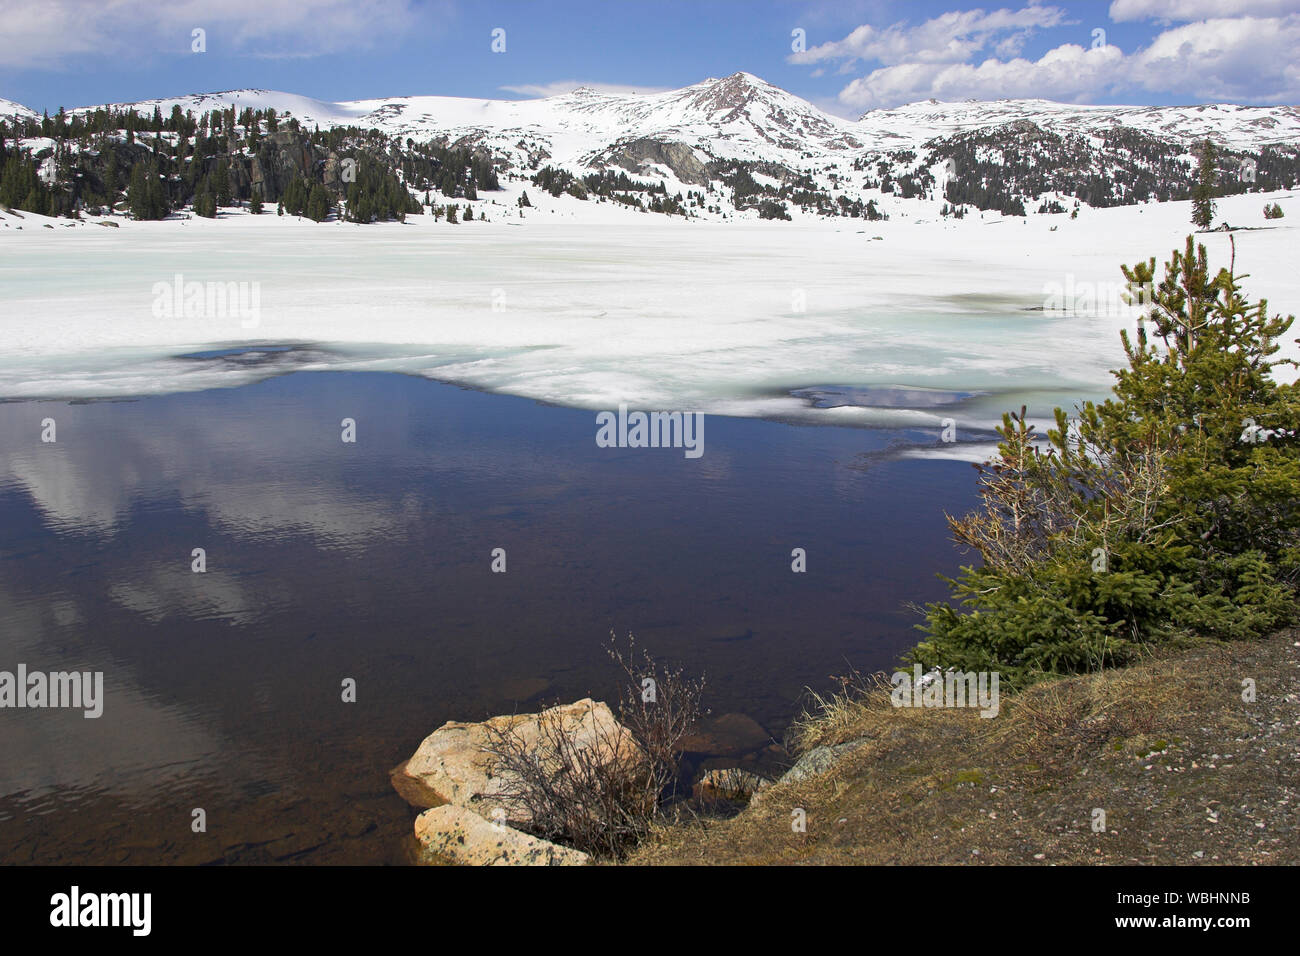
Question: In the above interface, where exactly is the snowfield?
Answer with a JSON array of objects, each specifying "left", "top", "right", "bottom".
[
  {"left": 1, "top": 187, "right": 1296, "bottom": 455},
  {"left": 52, "top": 78, "right": 1300, "bottom": 174}
]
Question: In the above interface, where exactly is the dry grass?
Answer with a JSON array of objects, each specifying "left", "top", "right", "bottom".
[{"left": 628, "top": 627, "right": 1300, "bottom": 866}]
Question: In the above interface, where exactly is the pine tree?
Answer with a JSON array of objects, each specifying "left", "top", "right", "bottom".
[
  {"left": 128, "top": 163, "right": 149, "bottom": 219},
  {"left": 145, "top": 158, "right": 168, "bottom": 219},
  {"left": 249, "top": 188, "right": 263, "bottom": 214},
  {"left": 214, "top": 159, "right": 231, "bottom": 207},
  {"left": 915, "top": 236, "right": 1299, "bottom": 684},
  {"left": 1191, "top": 139, "right": 1217, "bottom": 230},
  {"left": 194, "top": 180, "right": 216, "bottom": 218},
  {"left": 306, "top": 182, "right": 331, "bottom": 222}
]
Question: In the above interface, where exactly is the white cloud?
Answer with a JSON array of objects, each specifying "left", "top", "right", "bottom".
[
  {"left": 1126, "top": 16, "right": 1300, "bottom": 100},
  {"left": 1109, "top": 0, "right": 1297, "bottom": 22},
  {"left": 793, "top": 6, "right": 1068, "bottom": 67},
  {"left": 499, "top": 80, "right": 672, "bottom": 98},
  {"left": 818, "top": 6, "right": 1299, "bottom": 110},
  {"left": 994, "top": 31, "right": 1032, "bottom": 57},
  {"left": 840, "top": 43, "right": 1125, "bottom": 109},
  {"left": 0, "top": 0, "right": 428, "bottom": 69}
]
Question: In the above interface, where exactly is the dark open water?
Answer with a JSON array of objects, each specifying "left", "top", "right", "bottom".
[{"left": 0, "top": 371, "right": 976, "bottom": 863}]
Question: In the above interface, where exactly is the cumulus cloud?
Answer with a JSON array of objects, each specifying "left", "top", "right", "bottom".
[
  {"left": 793, "top": 6, "right": 1068, "bottom": 67},
  {"left": 803, "top": 5, "right": 1300, "bottom": 110},
  {"left": 1126, "top": 16, "right": 1300, "bottom": 100},
  {"left": 0, "top": 0, "right": 428, "bottom": 69},
  {"left": 1109, "top": 0, "right": 1297, "bottom": 22},
  {"left": 499, "top": 81, "right": 672, "bottom": 98},
  {"left": 839, "top": 43, "right": 1125, "bottom": 108}
]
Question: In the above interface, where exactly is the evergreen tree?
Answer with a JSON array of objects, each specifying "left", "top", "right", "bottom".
[
  {"left": 1191, "top": 139, "right": 1217, "bottom": 230},
  {"left": 0, "top": 152, "right": 46, "bottom": 213},
  {"left": 249, "top": 188, "right": 263, "bottom": 214},
  {"left": 915, "top": 237, "right": 1298, "bottom": 685},
  {"left": 128, "top": 163, "right": 150, "bottom": 219},
  {"left": 194, "top": 180, "right": 216, "bottom": 218},
  {"left": 100, "top": 146, "right": 119, "bottom": 206},
  {"left": 306, "top": 181, "right": 331, "bottom": 221},
  {"left": 214, "top": 159, "right": 231, "bottom": 207}
]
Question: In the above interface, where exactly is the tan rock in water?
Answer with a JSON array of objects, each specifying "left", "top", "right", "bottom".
[
  {"left": 415, "top": 805, "right": 589, "bottom": 866},
  {"left": 694, "top": 767, "right": 772, "bottom": 802},
  {"left": 391, "top": 697, "right": 642, "bottom": 824}
]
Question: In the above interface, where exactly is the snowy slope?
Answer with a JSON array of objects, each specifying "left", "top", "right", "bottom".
[
  {"left": 56, "top": 74, "right": 866, "bottom": 174},
  {"left": 0, "top": 98, "right": 39, "bottom": 122},
  {"left": 857, "top": 99, "right": 1300, "bottom": 151},
  {"left": 4, "top": 75, "right": 1297, "bottom": 226},
  {"left": 54, "top": 75, "right": 1299, "bottom": 168}
]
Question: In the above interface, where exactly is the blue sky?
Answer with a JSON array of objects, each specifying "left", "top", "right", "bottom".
[{"left": 1, "top": 0, "right": 1296, "bottom": 115}]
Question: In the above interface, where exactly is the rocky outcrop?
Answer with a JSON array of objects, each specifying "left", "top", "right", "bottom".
[
  {"left": 600, "top": 138, "right": 710, "bottom": 186},
  {"left": 749, "top": 739, "right": 870, "bottom": 807},
  {"left": 391, "top": 697, "right": 641, "bottom": 825},
  {"left": 414, "top": 805, "right": 589, "bottom": 866}
]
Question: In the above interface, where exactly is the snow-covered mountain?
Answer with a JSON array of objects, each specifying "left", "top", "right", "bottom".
[
  {"left": 856, "top": 98, "right": 1300, "bottom": 152},
  {"left": 51, "top": 74, "right": 867, "bottom": 181},
  {"left": 6, "top": 73, "right": 1299, "bottom": 221},
  {"left": 58, "top": 74, "right": 1300, "bottom": 160},
  {"left": 1, "top": 97, "right": 39, "bottom": 123}
]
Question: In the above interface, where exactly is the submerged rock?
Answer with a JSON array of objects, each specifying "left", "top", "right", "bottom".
[{"left": 680, "top": 712, "right": 772, "bottom": 755}]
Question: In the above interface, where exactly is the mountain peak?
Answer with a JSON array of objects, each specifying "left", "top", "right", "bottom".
[{"left": 688, "top": 71, "right": 783, "bottom": 114}]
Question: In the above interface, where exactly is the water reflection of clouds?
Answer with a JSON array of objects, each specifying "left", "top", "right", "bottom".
[
  {"left": 107, "top": 569, "right": 272, "bottom": 626},
  {"left": 0, "top": 582, "right": 232, "bottom": 805},
  {"left": 0, "top": 394, "right": 425, "bottom": 543},
  {"left": 0, "top": 383, "right": 740, "bottom": 545}
]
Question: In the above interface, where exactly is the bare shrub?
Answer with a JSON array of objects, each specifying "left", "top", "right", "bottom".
[
  {"left": 481, "top": 632, "right": 704, "bottom": 859},
  {"left": 949, "top": 405, "right": 1182, "bottom": 575}
]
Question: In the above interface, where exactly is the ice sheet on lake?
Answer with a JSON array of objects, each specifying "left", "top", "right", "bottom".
[{"left": 2, "top": 192, "right": 1296, "bottom": 462}]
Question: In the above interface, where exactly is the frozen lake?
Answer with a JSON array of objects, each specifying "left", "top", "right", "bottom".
[{"left": 4, "top": 191, "right": 1294, "bottom": 456}]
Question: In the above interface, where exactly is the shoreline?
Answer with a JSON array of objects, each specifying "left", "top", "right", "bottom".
[
  {"left": 630, "top": 627, "right": 1300, "bottom": 866},
  {"left": 0, "top": 363, "right": 1010, "bottom": 465}
]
